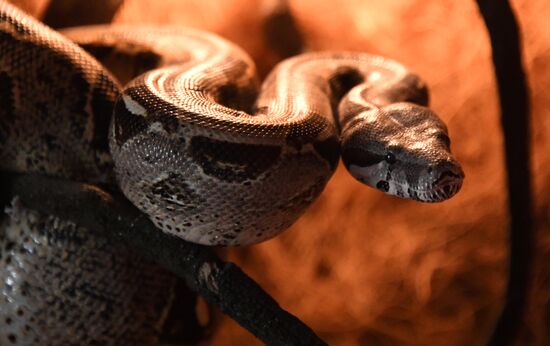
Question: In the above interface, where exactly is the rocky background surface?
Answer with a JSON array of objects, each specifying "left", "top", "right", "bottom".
[{"left": 7, "top": 0, "right": 550, "bottom": 345}]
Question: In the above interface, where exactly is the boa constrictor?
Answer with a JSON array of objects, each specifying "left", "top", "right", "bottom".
[
  {"left": 0, "top": 7, "right": 464, "bottom": 246},
  {"left": 0, "top": 0, "right": 463, "bottom": 344}
]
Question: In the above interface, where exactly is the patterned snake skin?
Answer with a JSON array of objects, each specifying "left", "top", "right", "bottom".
[
  {"left": 0, "top": 0, "right": 464, "bottom": 344},
  {"left": 0, "top": 198, "right": 176, "bottom": 345},
  {"left": 65, "top": 27, "right": 464, "bottom": 246}
]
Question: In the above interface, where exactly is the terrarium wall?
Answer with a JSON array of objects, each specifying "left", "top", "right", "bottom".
[{"left": 9, "top": 0, "right": 550, "bottom": 345}]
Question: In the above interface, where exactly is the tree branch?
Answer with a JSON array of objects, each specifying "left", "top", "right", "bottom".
[
  {"left": 475, "top": 1, "right": 532, "bottom": 345},
  {"left": 0, "top": 172, "right": 327, "bottom": 346}
]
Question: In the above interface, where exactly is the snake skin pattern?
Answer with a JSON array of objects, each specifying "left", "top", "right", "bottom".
[
  {"left": 61, "top": 26, "right": 463, "bottom": 246},
  {"left": 1, "top": 198, "right": 176, "bottom": 345},
  {"left": 0, "top": 0, "right": 464, "bottom": 344}
]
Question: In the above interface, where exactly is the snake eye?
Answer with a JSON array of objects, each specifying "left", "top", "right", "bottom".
[{"left": 385, "top": 152, "right": 396, "bottom": 164}]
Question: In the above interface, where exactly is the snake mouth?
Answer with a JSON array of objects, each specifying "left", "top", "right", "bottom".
[
  {"left": 433, "top": 170, "right": 464, "bottom": 186},
  {"left": 413, "top": 169, "right": 464, "bottom": 202},
  {"left": 416, "top": 182, "right": 462, "bottom": 202}
]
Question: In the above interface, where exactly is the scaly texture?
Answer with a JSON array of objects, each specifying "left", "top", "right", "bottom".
[
  {"left": 0, "top": 2, "right": 118, "bottom": 184},
  {"left": 0, "top": 3, "right": 176, "bottom": 344},
  {"left": 0, "top": 198, "right": 177, "bottom": 345},
  {"left": 60, "top": 26, "right": 464, "bottom": 245}
]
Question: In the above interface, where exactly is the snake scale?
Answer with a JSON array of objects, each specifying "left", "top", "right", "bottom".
[{"left": 0, "top": 1, "right": 464, "bottom": 344}]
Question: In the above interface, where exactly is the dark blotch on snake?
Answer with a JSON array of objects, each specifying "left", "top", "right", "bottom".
[
  {"left": 152, "top": 111, "right": 179, "bottom": 133},
  {"left": 113, "top": 97, "right": 148, "bottom": 146},
  {"left": 279, "top": 177, "right": 326, "bottom": 210},
  {"left": 342, "top": 146, "right": 384, "bottom": 168},
  {"left": 190, "top": 136, "right": 281, "bottom": 182},
  {"left": 376, "top": 180, "right": 390, "bottom": 192},
  {"left": 150, "top": 173, "right": 203, "bottom": 211},
  {"left": 117, "top": 85, "right": 180, "bottom": 136}
]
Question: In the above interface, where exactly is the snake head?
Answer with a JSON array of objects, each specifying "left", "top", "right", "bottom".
[{"left": 341, "top": 103, "right": 464, "bottom": 202}]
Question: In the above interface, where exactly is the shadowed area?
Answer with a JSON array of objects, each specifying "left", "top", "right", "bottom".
[{"left": 43, "top": 0, "right": 123, "bottom": 28}]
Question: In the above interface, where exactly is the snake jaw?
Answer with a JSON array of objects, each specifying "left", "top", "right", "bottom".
[
  {"left": 346, "top": 158, "right": 464, "bottom": 202},
  {"left": 411, "top": 182, "right": 463, "bottom": 203},
  {"left": 406, "top": 162, "right": 464, "bottom": 202},
  {"left": 427, "top": 167, "right": 464, "bottom": 202}
]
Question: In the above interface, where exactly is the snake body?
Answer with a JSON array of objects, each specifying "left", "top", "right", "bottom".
[
  {"left": 64, "top": 26, "right": 463, "bottom": 246},
  {"left": 1, "top": 199, "right": 177, "bottom": 345},
  {"left": 0, "top": 0, "right": 463, "bottom": 343}
]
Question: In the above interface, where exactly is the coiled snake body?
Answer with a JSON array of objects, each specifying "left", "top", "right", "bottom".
[{"left": 0, "top": 1, "right": 463, "bottom": 344}]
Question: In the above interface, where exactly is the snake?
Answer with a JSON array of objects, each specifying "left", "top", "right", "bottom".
[{"left": 0, "top": 0, "right": 464, "bottom": 344}]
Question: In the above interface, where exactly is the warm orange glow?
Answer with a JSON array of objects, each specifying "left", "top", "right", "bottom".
[{"left": 9, "top": 0, "right": 550, "bottom": 344}]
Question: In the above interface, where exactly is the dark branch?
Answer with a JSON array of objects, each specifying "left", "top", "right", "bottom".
[
  {"left": 0, "top": 172, "right": 327, "bottom": 346},
  {"left": 475, "top": 1, "right": 533, "bottom": 345},
  {"left": 42, "top": 0, "right": 123, "bottom": 28},
  {"left": 262, "top": 0, "right": 304, "bottom": 59}
]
